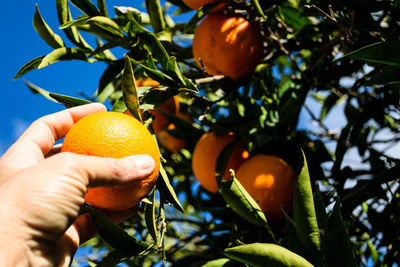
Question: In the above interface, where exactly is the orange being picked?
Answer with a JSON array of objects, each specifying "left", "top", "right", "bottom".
[
  {"left": 182, "top": 0, "right": 225, "bottom": 11},
  {"left": 192, "top": 132, "right": 249, "bottom": 193},
  {"left": 235, "top": 154, "right": 297, "bottom": 222},
  {"left": 192, "top": 13, "right": 264, "bottom": 80},
  {"left": 157, "top": 113, "right": 192, "bottom": 154},
  {"left": 61, "top": 111, "right": 160, "bottom": 211}
]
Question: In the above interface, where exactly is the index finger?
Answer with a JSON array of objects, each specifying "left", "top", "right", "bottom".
[{"left": 0, "top": 103, "right": 107, "bottom": 178}]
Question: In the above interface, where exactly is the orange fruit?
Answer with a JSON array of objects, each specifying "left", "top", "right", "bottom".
[
  {"left": 61, "top": 111, "right": 160, "bottom": 211},
  {"left": 192, "top": 132, "right": 249, "bottom": 193},
  {"left": 235, "top": 154, "right": 297, "bottom": 222},
  {"left": 182, "top": 0, "right": 225, "bottom": 11},
  {"left": 192, "top": 13, "right": 264, "bottom": 80},
  {"left": 157, "top": 113, "right": 192, "bottom": 154},
  {"left": 136, "top": 77, "right": 160, "bottom": 88},
  {"left": 150, "top": 95, "right": 180, "bottom": 133}
]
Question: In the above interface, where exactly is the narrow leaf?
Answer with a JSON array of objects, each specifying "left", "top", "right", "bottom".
[
  {"left": 98, "top": 58, "right": 125, "bottom": 94},
  {"left": 223, "top": 243, "right": 313, "bottom": 267},
  {"left": 85, "top": 205, "right": 150, "bottom": 251},
  {"left": 144, "top": 189, "right": 158, "bottom": 244},
  {"left": 293, "top": 150, "right": 323, "bottom": 264},
  {"left": 325, "top": 201, "right": 356, "bottom": 267},
  {"left": 220, "top": 176, "right": 271, "bottom": 229},
  {"left": 33, "top": 5, "right": 65, "bottom": 49},
  {"left": 145, "top": 0, "right": 166, "bottom": 33},
  {"left": 366, "top": 66, "right": 400, "bottom": 85},
  {"left": 335, "top": 41, "right": 400, "bottom": 66},
  {"left": 156, "top": 164, "right": 184, "bottom": 213},
  {"left": 320, "top": 93, "right": 340, "bottom": 121},
  {"left": 122, "top": 55, "right": 142, "bottom": 123},
  {"left": 70, "top": 0, "right": 100, "bottom": 17},
  {"left": 112, "top": 96, "right": 127, "bottom": 112},
  {"left": 97, "top": 0, "right": 109, "bottom": 17},
  {"left": 96, "top": 249, "right": 134, "bottom": 267},
  {"left": 49, "top": 93, "right": 91, "bottom": 108},
  {"left": 13, "top": 56, "right": 44, "bottom": 80},
  {"left": 23, "top": 80, "right": 57, "bottom": 103},
  {"left": 141, "top": 64, "right": 177, "bottom": 86},
  {"left": 56, "top": 0, "right": 93, "bottom": 50},
  {"left": 87, "top": 16, "right": 124, "bottom": 38},
  {"left": 38, "top": 48, "right": 87, "bottom": 69},
  {"left": 201, "top": 258, "right": 237, "bottom": 267}
]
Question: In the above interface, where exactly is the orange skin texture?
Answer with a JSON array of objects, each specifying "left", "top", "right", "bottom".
[
  {"left": 236, "top": 154, "right": 297, "bottom": 222},
  {"left": 192, "top": 13, "right": 264, "bottom": 80},
  {"left": 61, "top": 112, "right": 160, "bottom": 211},
  {"left": 182, "top": 0, "right": 225, "bottom": 11},
  {"left": 157, "top": 113, "right": 192, "bottom": 154},
  {"left": 192, "top": 132, "right": 249, "bottom": 193}
]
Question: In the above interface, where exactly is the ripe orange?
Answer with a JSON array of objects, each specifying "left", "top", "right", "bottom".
[
  {"left": 192, "top": 13, "right": 264, "bottom": 80},
  {"left": 157, "top": 113, "right": 192, "bottom": 154},
  {"left": 192, "top": 132, "right": 249, "bottom": 193},
  {"left": 235, "top": 154, "right": 297, "bottom": 222},
  {"left": 61, "top": 111, "right": 160, "bottom": 211},
  {"left": 182, "top": 0, "right": 225, "bottom": 11}
]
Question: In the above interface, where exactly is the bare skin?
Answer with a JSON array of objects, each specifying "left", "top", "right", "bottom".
[{"left": 0, "top": 103, "right": 155, "bottom": 266}]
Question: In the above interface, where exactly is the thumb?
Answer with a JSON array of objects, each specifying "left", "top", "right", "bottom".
[{"left": 49, "top": 152, "right": 156, "bottom": 188}]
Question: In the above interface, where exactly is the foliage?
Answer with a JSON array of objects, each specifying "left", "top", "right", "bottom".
[{"left": 15, "top": 0, "right": 400, "bottom": 266}]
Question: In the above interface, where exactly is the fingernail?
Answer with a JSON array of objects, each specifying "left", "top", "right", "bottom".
[{"left": 124, "top": 155, "right": 155, "bottom": 171}]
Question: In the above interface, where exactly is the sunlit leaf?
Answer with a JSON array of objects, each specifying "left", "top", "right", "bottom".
[
  {"left": 293, "top": 150, "right": 323, "bottom": 264},
  {"left": 145, "top": 0, "right": 166, "bottom": 33},
  {"left": 38, "top": 48, "right": 87, "bottom": 69},
  {"left": 49, "top": 93, "right": 91, "bottom": 108},
  {"left": 33, "top": 5, "right": 65, "bottom": 49},
  {"left": 122, "top": 55, "right": 142, "bottom": 123},
  {"left": 223, "top": 243, "right": 313, "bottom": 267},
  {"left": 13, "top": 56, "right": 44, "bottom": 80},
  {"left": 70, "top": 0, "right": 100, "bottom": 17}
]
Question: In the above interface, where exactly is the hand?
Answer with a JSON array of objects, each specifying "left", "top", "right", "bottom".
[{"left": 0, "top": 103, "right": 155, "bottom": 266}]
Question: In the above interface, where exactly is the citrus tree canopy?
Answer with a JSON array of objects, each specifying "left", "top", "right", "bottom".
[{"left": 16, "top": 0, "right": 400, "bottom": 266}]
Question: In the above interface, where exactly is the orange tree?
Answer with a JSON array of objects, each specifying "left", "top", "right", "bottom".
[{"left": 14, "top": 0, "right": 400, "bottom": 266}]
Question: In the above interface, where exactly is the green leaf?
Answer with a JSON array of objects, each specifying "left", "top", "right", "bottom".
[
  {"left": 70, "top": 0, "right": 100, "bottom": 17},
  {"left": 139, "top": 31, "right": 169, "bottom": 69},
  {"left": 156, "top": 164, "right": 184, "bottom": 213},
  {"left": 98, "top": 58, "right": 125, "bottom": 94},
  {"left": 13, "top": 56, "right": 44, "bottom": 80},
  {"left": 366, "top": 66, "right": 400, "bottom": 85},
  {"left": 85, "top": 205, "right": 150, "bottom": 251},
  {"left": 320, "top": 93, "right": 340, "bottom": 121},
  {"left": 223, "top": 243, "right": 314, "bottom": 267},
  {"left": 144, "top": 189, "right": 158, "bottom": 244},
  {"left": 293, "top": 150, "right": 323, "bottom": 264},
  {"left": 23, "top": 80, "right": 58, "bottom": 103},
  {"left": 49, "top": 93, "right": 92, "bottom": 108},
  {"left": 87, "top": 16, "right": 124, "bottom": 38},
  {"left": 96, "top": 249, "right": 134, "bottom": 267},
  {"left": 141, "top": 64, "right": 177, "bottom": 87},
  {"left": 201, "top": 258, "right": 238, "bottom": 267},
  {"left": 166, "top": 56, "right": 186, "bottom": 85},
  {"left": 145, "top": 0, "right": 166, "bottom": 33},
  {"left": 219, "top": 175, "right": 271, "bottom": 229},
  {"left": 111, "top": 96, "right": 127, "bottom": 112},
  {"left": 122, "top": 55, "right": 142, "bottom": 123},
  {"left": 33, "top": 5, "right": 65, "bottom": 49},
  {"left": 56, "top": 0, "right": 93, "bottom": 50},
  {"left": 59, "top": 17, "right": 89, "bottom": 30},
  {"left": 325, "top": 201, "right": 356, "bottom": 267},
  {"left": 97, "top": 0, "right": 108, "bottom": 17},
  {"left": 38, "top": 48, "right": 87, "bottom": 69},
  {"left": 335, "top": 41, "right": 400, "bottom": 66}
]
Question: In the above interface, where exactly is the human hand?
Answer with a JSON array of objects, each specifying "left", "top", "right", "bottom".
[{"left": 0, "top": 103, "right": 155, "bottom": 266}]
